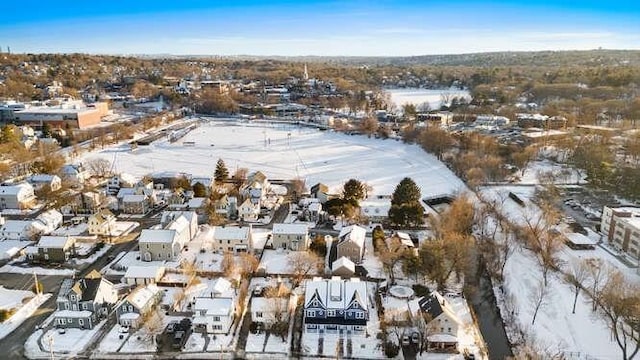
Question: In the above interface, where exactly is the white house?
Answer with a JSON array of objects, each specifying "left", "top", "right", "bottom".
[
  {"left": 251, "top": 297, "right": 292, "bottom": 327},
  {"left": 336, "top": 225, "right": 367, "bottom": 264},
  {"left": 87, "top": 208, "right": 117, "bottom": 236},
  {"left": 139, "top": 229, "right": 179, "bottom": 262},
  {"left": 212, "top": 226, "right": 252, "bottom": 253},
  {"left": 409, "top": 291, "right": 463, "bottom": 351},
  {"left": 28, "top": 174, "right": 62, "bottom": 192},
  {"left": 0, "top": 183, "right": 36, "bottom": 210},
  {"left": 192, "top": 278, "right": 236, "bottom": 334},
  {"left": 30, "top": 209, "right": 63, "bottom": 235},
  {"left": 123, "top": 266, "right": 166, "bottom": 286},
  {"left": 238, "top": 198, "right": 260, "bottom": 222},
  {"left": 332, "top": 256, "right": 356, "bottom": 277},
  {"left": 272, "top": 223, "right": 309, "bottom": 251},
  {"left": 0, "top": 219, "right": 37, "bottom": 241},
  {"left": 161, "top": 211, "right": 198, "bottom": 248}
]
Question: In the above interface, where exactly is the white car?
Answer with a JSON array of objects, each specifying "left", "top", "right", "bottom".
[{"left": 119, "top": 325, "right": 130, "bottom": 333}]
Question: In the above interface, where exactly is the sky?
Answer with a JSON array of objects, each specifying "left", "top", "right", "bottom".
[{"left": 2, "top": 0, "right": 640, "bottom": 56}]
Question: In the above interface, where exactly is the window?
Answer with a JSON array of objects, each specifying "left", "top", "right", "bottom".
[
  {"left": 448, "top": 327, "right": 452, "bottom": 333},
  {"left": 355, "top": 312, "right": 364, "bottom": 319},
  {"left": 255, "top": 312, "right": 263, "bottom": 318},
  {"left": 213, "top": 325, "right": 223, "bottom": 330},
  {"left": 70, "top": 295, "right": 76, "bottom": 301},
  {"left": 213, "top": 316, "right": 221, "bottom": 322},
  {"left": 306, "top": 310, "right": 316, "bottom": 317},
  {"left": 58, "top": 318, "right": 65, "bottom": 325},
  {"left": 79, "top": 319, "right": 84, "bottom": 326},
  {"left": 128, "top": 305, "right": 133, "bottom": 312},
  {"left": 327, "top": 310, "right": 336, "bottom": 317},
  {"left": 82, "top": 303, "right": 88, "bottom": 310}
]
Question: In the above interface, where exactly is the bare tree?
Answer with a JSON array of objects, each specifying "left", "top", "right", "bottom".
[
  {"left": 86, "top": 158, "right": 112, "bottom": 178},
  {"left": 564, "top": 259, "right": 590, "bottom": 314},
  {"left": 221, "top": 251, "right": 235, "bottom": 278},
  {"left": 530, "top": 279, "right": 549, "bottom": 326},
  {"left": 519, "top": 203, "right": 562, "bottom": 286},
  {"left": 360, "top": 116, "right": 379, "bottom": 137},
  {"left": 142, "top": 308, "right": 164, "bottom": 346},
  {"left": 597, "top": 271, "right": 640, "bottom": 360},
  {"left": 237, "top": 252, "right": 259, "bottom": 279},
  {"left": 376, "top": 235, "right": 412, "bottom": 285},
  {"left": 288, "top": 252, "right": 323, "bottom": 287},
  {"left": 584, "top": 258, "right": 612, "bottom": 312}
]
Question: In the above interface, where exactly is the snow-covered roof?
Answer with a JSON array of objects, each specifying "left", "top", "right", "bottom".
[
  {"left": 251, "top": 297, "right": 288, "bottom": 313},
  {"left": 213, "top": 226, "right": 251, "bottom": 241},
  {"left": 0, "top": 183, "right": 33, "bottom": 196},
  {"left": 194, "top": 297, "right": 233, "bottom": 316},
  {"left": 187, "top": 197, "right": 207, "bottom": 208},
  {"left": 393, "top": 232, "right": 414, "bottom": 248},
  {"left": 28, "top": 174, "right": 60, "bottom": 183},
  {"left": 124, "top": 266, "right": 165, "bottom": 279},
  {"left": 138, "top": 229, "right": 177, "bottom": 244},
  {"left": 37, "top": 236, "right": 72, "bottom": 248},
  {"left": 36, "top": 209, "right": 63, "bottom": 226},
  {"left": 360, "top": 200, "right": 391, "bottom": 218},
  {"left": 1, "top": 220, "right": 34, "bottom": 233},
  {"left": 272, "top": 223, "right": 308, "bottom": 235},
  {"left": 119, "top": 312, "right": 140, "bottom": 320},
  {"left": 54, "top": 310, "right": 93, "bottom": 318},
  {"left": 125, "top": 284, "right": 161, "bottom": 309},
  {"left": 338, "top": 225, "right": 366, "bottom": 249},
  {"left": 123, "top": 194, "right": 146, "bottom": 202},
  {"left": 308, "top": 202, "right": 322, "bottom": 212},
  {"left": 564, "top": 232, "right": 597, "bottom": 246},
  {"left": 304, "top": 277, "right": 367, "bottom": 310},
  {"left": 161, "top": 211, "right": 197, "bottom": 226},
  {"left": 332, "top": 256, "right": 355, "bottom": 273},
  {"left": 116, "top": 188, "right": 135, "bottom": 198}
]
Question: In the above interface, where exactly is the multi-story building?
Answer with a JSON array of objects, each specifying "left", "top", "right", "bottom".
[
  {"left": 54, "top": 270, "right": 118, "bottom": 329},
  {"left": 272, "top": 223, "right": 309, "bottom": 251},
  {"left": 303, "top": 277, "right": 369, "bottom": 334},
  {"left": 336, "top": 225, "right": 366, "bottom": 264},
  {"left": 0, "top": 183, "right": 36, "bottom": 210},
  {"left": 601, "top": 206, "right": 640, "bottom": 260},
  {"left": 212, "top": 225, "right": 252, "bottom": 253}
]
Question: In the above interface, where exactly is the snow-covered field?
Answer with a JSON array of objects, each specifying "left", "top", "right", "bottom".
[
  {"left": 385, "top": 88, "right": 471, "bottom": 110},
  {"left": 0, "top": 240, "right": 28, "bottom": 260},
  {"left": 81, "top": 120, "right": 466, "bottom": 199}
]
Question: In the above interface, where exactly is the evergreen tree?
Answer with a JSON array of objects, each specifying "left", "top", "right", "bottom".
[
  {"left": 391, "top": 177, "right": 421, "bottom": 205},
  {"left": 342, "top": 179, "right": 365, "bottom": 204},
  {"left": 192, "top": 182, "right": 207, "bottom": 197},
  {"left": 214, "top": 158, "right": 229, "bottom": 182}
]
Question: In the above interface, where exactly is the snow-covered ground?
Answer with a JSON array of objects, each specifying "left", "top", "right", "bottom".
[
  {"left": 80, "top": 121, "right": 466, "bottom": 199},
  {"left": 51, "top": 223, "right": 88, "bottom": 236},
  {"left": 39, "top": 320, "right": 106, "bottom": 355},
  {"left": 385, "top": 88, "right": 471, "bottom": 110},
  {"left": 0, "top": 264, "right": 75, "bottom": 276},
  {"left": 0, "top": 292, "right": 50, "bottom": 340},
  {"left": 515, "top": 159, "right": 585, "bottom": 185},
  {"left": 0, "top": 240, "right": 28, "bottom": 260},
  {"left": 480, "top": 186, "right": 634, "bottom": 358}
]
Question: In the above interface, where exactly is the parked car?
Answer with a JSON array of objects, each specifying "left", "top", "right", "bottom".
[
  {"left": 411, "top": 332, "right": 420, "bottom": 344},
  {"left": 401, "top": 334, "right": 410, "bottom": 346},
  {"left": 119, "top": 325, "right": 129, "bottom": 333}
]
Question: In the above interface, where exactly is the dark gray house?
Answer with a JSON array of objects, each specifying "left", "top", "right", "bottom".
[
  {"left": 54, "top": 270, "right": 119, "bottom": 329},
  {"left": 303, "top": 277, "right": 369, "bottom": 334}
]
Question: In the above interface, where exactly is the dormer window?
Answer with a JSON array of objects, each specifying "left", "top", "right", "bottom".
[{"left": 70, "top": 295, "right": 76, "bottom": 301}]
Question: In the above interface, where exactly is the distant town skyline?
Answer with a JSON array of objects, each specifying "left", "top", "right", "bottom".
[{"left": 2, "top": 0, "right": 640, "bottom": 56}]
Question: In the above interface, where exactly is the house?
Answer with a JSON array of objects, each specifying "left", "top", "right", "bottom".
[
  {"left": 29, "top": 235, "right": 75, "bottom": 263},
  {"left": 138, "top": 229, "right": 179, "bottom": 262},
  {"left": 386, "top": 231, "right": 416, "bottom": 255},
  {"left": 28, "top": 174, "right": 62, "bottom": 192},
  {"left": 116, "top": 284, "right": 163, "bottom": 328},
  {"left": 0, "top": 219, "right": 38, "bottom": 241},
  {"left": 303, "top": 277, "right": 369, "bottom": 334},
  {"left": 123, "top": 266, "right": 166, "bottom": 286},
  {"left": 251, "top": 297, "right": 291, "bottom": 328},
  {"left": 160, "top": 211, "right": 199, "bottom": 246},
  {"left": 212, "top": 225, "right": 252, "bottom": 253},
  {"left": 310, "top": 183, "right": 331, "bottom": 204},
  {"left": 410, "top": 291, "right": 462, "bottom": 351},
  {"left": 272, "top": 223, "right": 309, "bottom": 251},
  {"left": 60, "top": 164, "right": 89, "bottom": 184},
  {"left": 215, "top": 195, "right": 237, "bottom": 219},
  {"left": 192, "top": 278, "right": 236, "bottom": 334},
  {"left": 122, "top": 194, "right": 149, "bottom": 214},
  {"left": 336, "top": 225, "right": 366, "bottom": 264},
  {"left": 54, "top": 270, "right": 118, "bottom": 329},
  {"left": 106, "top": 173, "right": 137, "bottom": 195},
  {"left": 601, "top": 206, "right": 640, "bottom": 260},
  {"left": 87, "top": 208, "right": 117, "bottom": 236},
  {"left": 332, "top": 256, "right": 356, "bottom": 277},
  {"left": 30, "top": 209, "right": 63, "bottom": 235},
  {"left": 238, "top": 198, "right": 260, "bottom": 222},
  {"left": 0, "top": 183, "right": 36, "bottom": 210},
  {"left": 186, "top": 197, "right": 209, "bottom": 221}
]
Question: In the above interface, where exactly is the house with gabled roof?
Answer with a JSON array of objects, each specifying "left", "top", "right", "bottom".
[
  {"left": 238, "top": 198, "right": 260, "bottom": 222},
  {"left": 336, "top": 225, "right": 366, "bottom": 264},
  {"left": 54, "top": 270, "right": 118, "bottom": 329},
  {"left": 303, "top": 277, "right": 369, "bottom": 334},
  {"left": 272, "top": 223, "right": 309, "bottom": 251},
  {"left": 192, "top": 278, "right": 236, "bottom": 334},
  {"left": 409, "top": 291, "right": 462, "bottom": 351},
  {"left": 138, "top": 229, "right": 179, "bottom": 262},
  {"left": 212, "top": 225, "right": 252, "bottom": 253},
  {"left": 116, "top": 283, "right": 163, "bottom": 328},
  {"left": 28, "top": 174, "right": 62, "bottom": 192},
  {"left": 0, "top": 182, "right": 36, "bottom": 210},
  {"left": 310, "top": 183, "right": 331, "bottom": 204},
  {"left": 88, "top": 208, "right": 117, "bottom": 236},
  {"left": 29, "top": 235, "right": 75, "bottom": 263}
]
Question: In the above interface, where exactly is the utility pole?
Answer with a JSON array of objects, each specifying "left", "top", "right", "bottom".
[{"left": 33, "top": 271, "right": 40, "bottom": 295}]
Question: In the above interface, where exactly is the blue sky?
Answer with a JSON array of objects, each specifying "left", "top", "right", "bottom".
[{"left": 2, "top": 1, "right": 640, "bottom": 56}]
